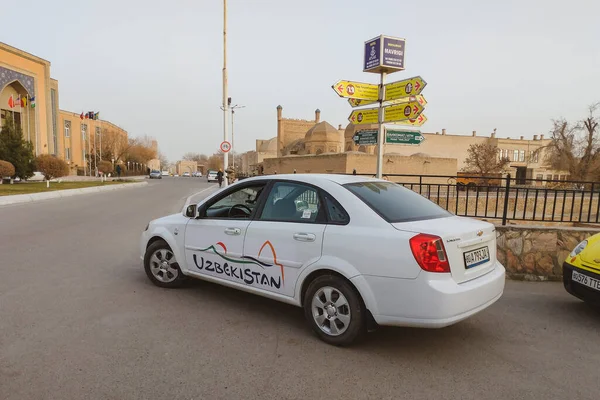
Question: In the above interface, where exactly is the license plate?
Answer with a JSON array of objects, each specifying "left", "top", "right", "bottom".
[
  {"left": 572, "top": 270, "right": 600, "bottom": 292},
  {"left": 463, "top": 246, "right": 490, "bottom": 269}
]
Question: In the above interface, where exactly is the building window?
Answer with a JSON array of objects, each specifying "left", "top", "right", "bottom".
[
  {"left": 553, "top": 174, "right": 560, "bottom": 181},
  {"left": 64, "top": 120, "right": 71, "bottom": 137},
  {"left": 546, "top": 175, "right": 553, "bottom": 181},
  {"left": 530, "top": 150, "right": 539, "bottom": 163},
  {"left": 513, "top": 150, "right": 519, "bottom": 161},
  {"left": 560, "top": 175, "right": 567, "bottom": 181},
  {"left": 81, "top": 123, "right": 87, "bottom": 140},
  {"left": 65, "top": 148, "right": 71, "bottom": 160},
  {"left": 519, "top": 150, "right": 525, "bottom": 162}
]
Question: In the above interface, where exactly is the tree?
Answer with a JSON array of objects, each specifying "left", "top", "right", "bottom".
[
  {"left": 157, "top": 151, "right": 169, "bottom": 170},
  {"left": 0, "top": 117, "right": 35, "bottom": 179},
  {"left": 35, "top": 154, "right": 69, "bottom": 180},
  {"left": 182, "top": 152, "right": 208, "bottom": 163},
  {"left": 101, "top": 127, "right": 131, "bottom": 164},
  {"left": 544, "top": 103, "right": 600, "bottom": 181},
  {"left": 0, "top": 160, "right": 15, "bottom": 183},
  {"left": 207, "top": 152, "right": 224, "bottom": 171},
  {"left": 462, "top": 139, "right": 510, "bottom": 175}
]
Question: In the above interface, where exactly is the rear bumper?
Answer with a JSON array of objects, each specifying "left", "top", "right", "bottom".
[
  {"left": 352, "top": 261, "right": 505, "bottom": 328},
  {"left": 563, "top": 262, "right": 600, "bottom": 306}
]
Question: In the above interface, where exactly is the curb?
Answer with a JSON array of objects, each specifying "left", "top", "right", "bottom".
[{"left": 0, "top": 181, "right": 148, "bottom": 206}]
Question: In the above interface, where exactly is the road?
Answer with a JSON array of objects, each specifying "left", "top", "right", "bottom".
[{"left": 1, "top": 177, "right": 599, "bottom": 400}]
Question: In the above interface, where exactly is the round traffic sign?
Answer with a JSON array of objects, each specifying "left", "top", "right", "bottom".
[
  {"left": 357, "top": 112, "right": 364, "bottom": 123},
  {"left": 405, "top": 82, "right": 413, "bottom": 94},
  {"left": 220, "top": 141, "right": 232, "bottom": 153},
  {"left": 346, "top": 84, "right": 355, "bottom": 96},
  {"left": 403, "top": 105, "right": 411, "bottom": 117}
]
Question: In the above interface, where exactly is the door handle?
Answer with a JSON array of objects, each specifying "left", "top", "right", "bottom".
[
  {"left": 293, "top": 233, "right": 316, "bottom": 242},
  {"left": 224, "top": 227, "right": 241, "bottom": 235}
]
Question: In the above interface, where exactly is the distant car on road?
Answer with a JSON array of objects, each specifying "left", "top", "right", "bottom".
[
  {"left": 140, "top": 174, "right": 505, "bottom": 346},
  {"left": 563, "top": 233, "right": 600, "bottom": 308},
  {"left": 192, "top": 171, "right": 203, "bottom": 178},
  {"left": 182, "top": 172, "right": 191, "bottom": 177},
  {"left": 149, "top": 170, "right": 162, "bottom": 179},
  {"left": 207, "top": 170, "right": 218, "bottom": 182},
  {"left": 161, "top": 171, "right": 169, "bottom": 176}
]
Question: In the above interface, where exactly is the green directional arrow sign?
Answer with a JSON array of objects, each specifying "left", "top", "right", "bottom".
[
  {"left": 385, "top": 129, "right": 425, "bottom": 145},
  {"left": 352, "top": 129, "right": 378, "bottom": 145}
]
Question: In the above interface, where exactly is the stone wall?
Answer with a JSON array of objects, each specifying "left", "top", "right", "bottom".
[
  {"left": 262, "top": 152, "right": 457, "bottom": 177},
  {"left": 496, "top": 225, "right": 600, "bottom": 281}
]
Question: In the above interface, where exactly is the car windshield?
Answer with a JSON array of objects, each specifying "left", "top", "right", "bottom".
[{"left": 344, "top": 181, "right": 451, "bottom": 223}]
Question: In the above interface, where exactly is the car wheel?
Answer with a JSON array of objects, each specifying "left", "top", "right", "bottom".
[
  {"left": 303, "top": 275, "right": 366, "bottom": 346},
  {"left": 144, "top": 240, "right": 186, "bottom": 288}
]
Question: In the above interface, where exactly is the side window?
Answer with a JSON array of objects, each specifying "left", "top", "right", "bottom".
[
  {"left": 324, "top": 195, "right": 349, "bottom": 224},
  {"left": 203, "top": 184, "right": 265, "bottom": 219},
  {"left": 260, "top": 182, "right": 322, "bottom": 223}
]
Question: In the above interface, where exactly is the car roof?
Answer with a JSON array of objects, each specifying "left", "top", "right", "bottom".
[{"left": 240, "top": 173, "right": 384, "bottom": 186}]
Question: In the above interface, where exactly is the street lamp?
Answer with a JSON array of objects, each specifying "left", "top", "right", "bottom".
[
  {"left": 231, "top": 104, "right": 245, "bottom": 171},
  {"left": 222, "top": 0, "right": 229, "bottom": 186}
]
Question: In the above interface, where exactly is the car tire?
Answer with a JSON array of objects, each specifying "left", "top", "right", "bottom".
[
  {"left": 144, "top": 240, "right": 187, "bottom": 288},
  {"left": 303, "top": 275, "right": 366, "bottom": 346}
]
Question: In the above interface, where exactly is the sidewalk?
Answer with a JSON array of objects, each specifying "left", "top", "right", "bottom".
[{"left": 0, "top": 181, "right": 148, "bottom": 206}]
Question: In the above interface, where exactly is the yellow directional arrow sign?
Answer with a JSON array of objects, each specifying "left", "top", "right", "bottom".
[
  {"left": 383, "top": 101, "right": 424, "bottom": 123},
  {"left": 348, "top": 107, "right": 379, "bottom": 125},
  {"left": 332, "top": 80, "right": 379, "bottom": 100},
  {"left": 348, "top": 94, "right": 427, "bottom": 108},
  {"left": 384, "top": 76, "right": 427, "bottom": 101},
  {"left": 389, "top": 113, "right": 428, "bottom": 127}
]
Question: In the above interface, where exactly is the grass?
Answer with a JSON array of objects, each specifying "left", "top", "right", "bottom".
[{"left": 0, "top": 181, "right": 132, "bottom": 196}]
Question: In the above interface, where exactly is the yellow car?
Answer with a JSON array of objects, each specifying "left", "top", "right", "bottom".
[{"left": 563, "top": 233, "right": 600, "bottom": 307}]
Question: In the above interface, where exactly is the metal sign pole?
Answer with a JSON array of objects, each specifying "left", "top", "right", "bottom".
[{"left": 376, "top": 72, "right": 386, "bottom": 179}]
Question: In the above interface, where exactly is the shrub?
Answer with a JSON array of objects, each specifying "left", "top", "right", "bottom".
[
  {"left": 0, "top": 118, "right": 35, "bottom": 179},
  {"left": 0, "top": 160, "right": 15, "bottom": 178},
  {"left": 35, "top": 154, "right": 69, "bottom": 180},
  {"left": 98, "top": 160, "right": 114, "bottom": 174}
]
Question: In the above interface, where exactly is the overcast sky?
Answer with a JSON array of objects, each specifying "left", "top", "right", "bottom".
[{"left": 2, "top": 0, "right": 599, "bottom": 161}]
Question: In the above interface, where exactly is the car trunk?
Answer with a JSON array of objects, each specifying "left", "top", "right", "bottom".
[{"left": 392, "top": 216, "right": 497, "bottom": 283}]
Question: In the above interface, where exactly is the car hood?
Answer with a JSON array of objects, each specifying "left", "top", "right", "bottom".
[{"left": 151, "top": 213, "right": 188, "bottom": 227}]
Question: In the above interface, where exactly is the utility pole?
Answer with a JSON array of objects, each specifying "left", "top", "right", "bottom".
[
  {"left": 230, "top": 104, "right": 245, "bottom": 170},
  {"left": 222, "top": 0, "right": 229, "bottom": 186}
]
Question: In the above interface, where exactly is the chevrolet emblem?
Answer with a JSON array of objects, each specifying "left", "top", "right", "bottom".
[{"left": 477, "top": 230, "right": 484, "bottom": 237}]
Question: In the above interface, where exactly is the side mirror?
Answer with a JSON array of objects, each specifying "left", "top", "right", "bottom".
[{"left": 185, "top": 204, "right": 197, "bottom": 218}]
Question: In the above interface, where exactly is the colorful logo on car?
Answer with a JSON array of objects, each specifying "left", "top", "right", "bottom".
[{"left": 192, "top": 241, "right": 284, "bottom": 289}]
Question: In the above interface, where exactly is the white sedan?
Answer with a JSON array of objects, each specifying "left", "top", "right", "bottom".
[{"left": 140, "top": 174, "right": 505, "bottom": 345}]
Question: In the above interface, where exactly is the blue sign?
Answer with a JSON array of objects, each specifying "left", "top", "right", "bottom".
[
  {"left": 363, "top": 35, "right": 406, "bottom": 74},
  {"left": 364, "top": 37, "right": 381, "bottom": 72},
  {"left": 382, "top": 37, "right": 405, "bottom": 70}
]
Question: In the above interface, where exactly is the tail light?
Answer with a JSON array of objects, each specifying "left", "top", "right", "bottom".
[{"left": 409, "top": 234, "right": 450, "bottom": 273}]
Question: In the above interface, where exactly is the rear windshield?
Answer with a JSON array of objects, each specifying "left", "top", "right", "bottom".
[{"left": 344, "top": 181, "right": 451, "bottom": 223}]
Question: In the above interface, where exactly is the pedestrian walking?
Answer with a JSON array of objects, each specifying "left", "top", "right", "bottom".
[
  {"left": 217, "top": 169, "right": 224, "bottom": 188},
  {"left": 116, "top": 164, "right": 122, "bottom": 178}
]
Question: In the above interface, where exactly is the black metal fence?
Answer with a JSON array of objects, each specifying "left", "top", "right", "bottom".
[{"left": 351, "top": 173, "right": 600, "bottom": 225}]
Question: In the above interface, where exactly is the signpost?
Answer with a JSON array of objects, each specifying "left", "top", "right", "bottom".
[
  {"left": 332, "top": 80, "right": 379, "bottom": 100},
  {"left": 390, "top": 113, "right": 428, "bottom": 127},
  {"left": 332, "top": 34, "right": 428, "bottom": 179},
  {"left": 384, "top": 76, "right": 427, "bottom": 101},
  {"left": 385, "top": 129, "right": 425, "bottom": 145},
  {"left": 352, "top": 129, "right": 378, "bottom": 145},
  {"left": 383, "top": 101, "right": 424, "bottom": 123},
  {"left": 348, "top": 94, "right": 427, "bottom": 108},
  {"left": 348, "top": 108, "right": 379, "bottom": 125}
]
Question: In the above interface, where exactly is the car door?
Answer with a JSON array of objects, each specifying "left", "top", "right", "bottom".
[
  {"left": 184, "top": 181, "right": 268, "bottom": 285},
  {"left": 243, "top": 181, "right": 326, "bottom": 297}
]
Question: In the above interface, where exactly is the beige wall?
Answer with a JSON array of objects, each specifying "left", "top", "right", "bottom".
[
  {"left": 176, "top": 160, "right": 197, "bottom": 175},
  {"left": 263, "top": 152, "right": 457, "bottom": 179}
]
